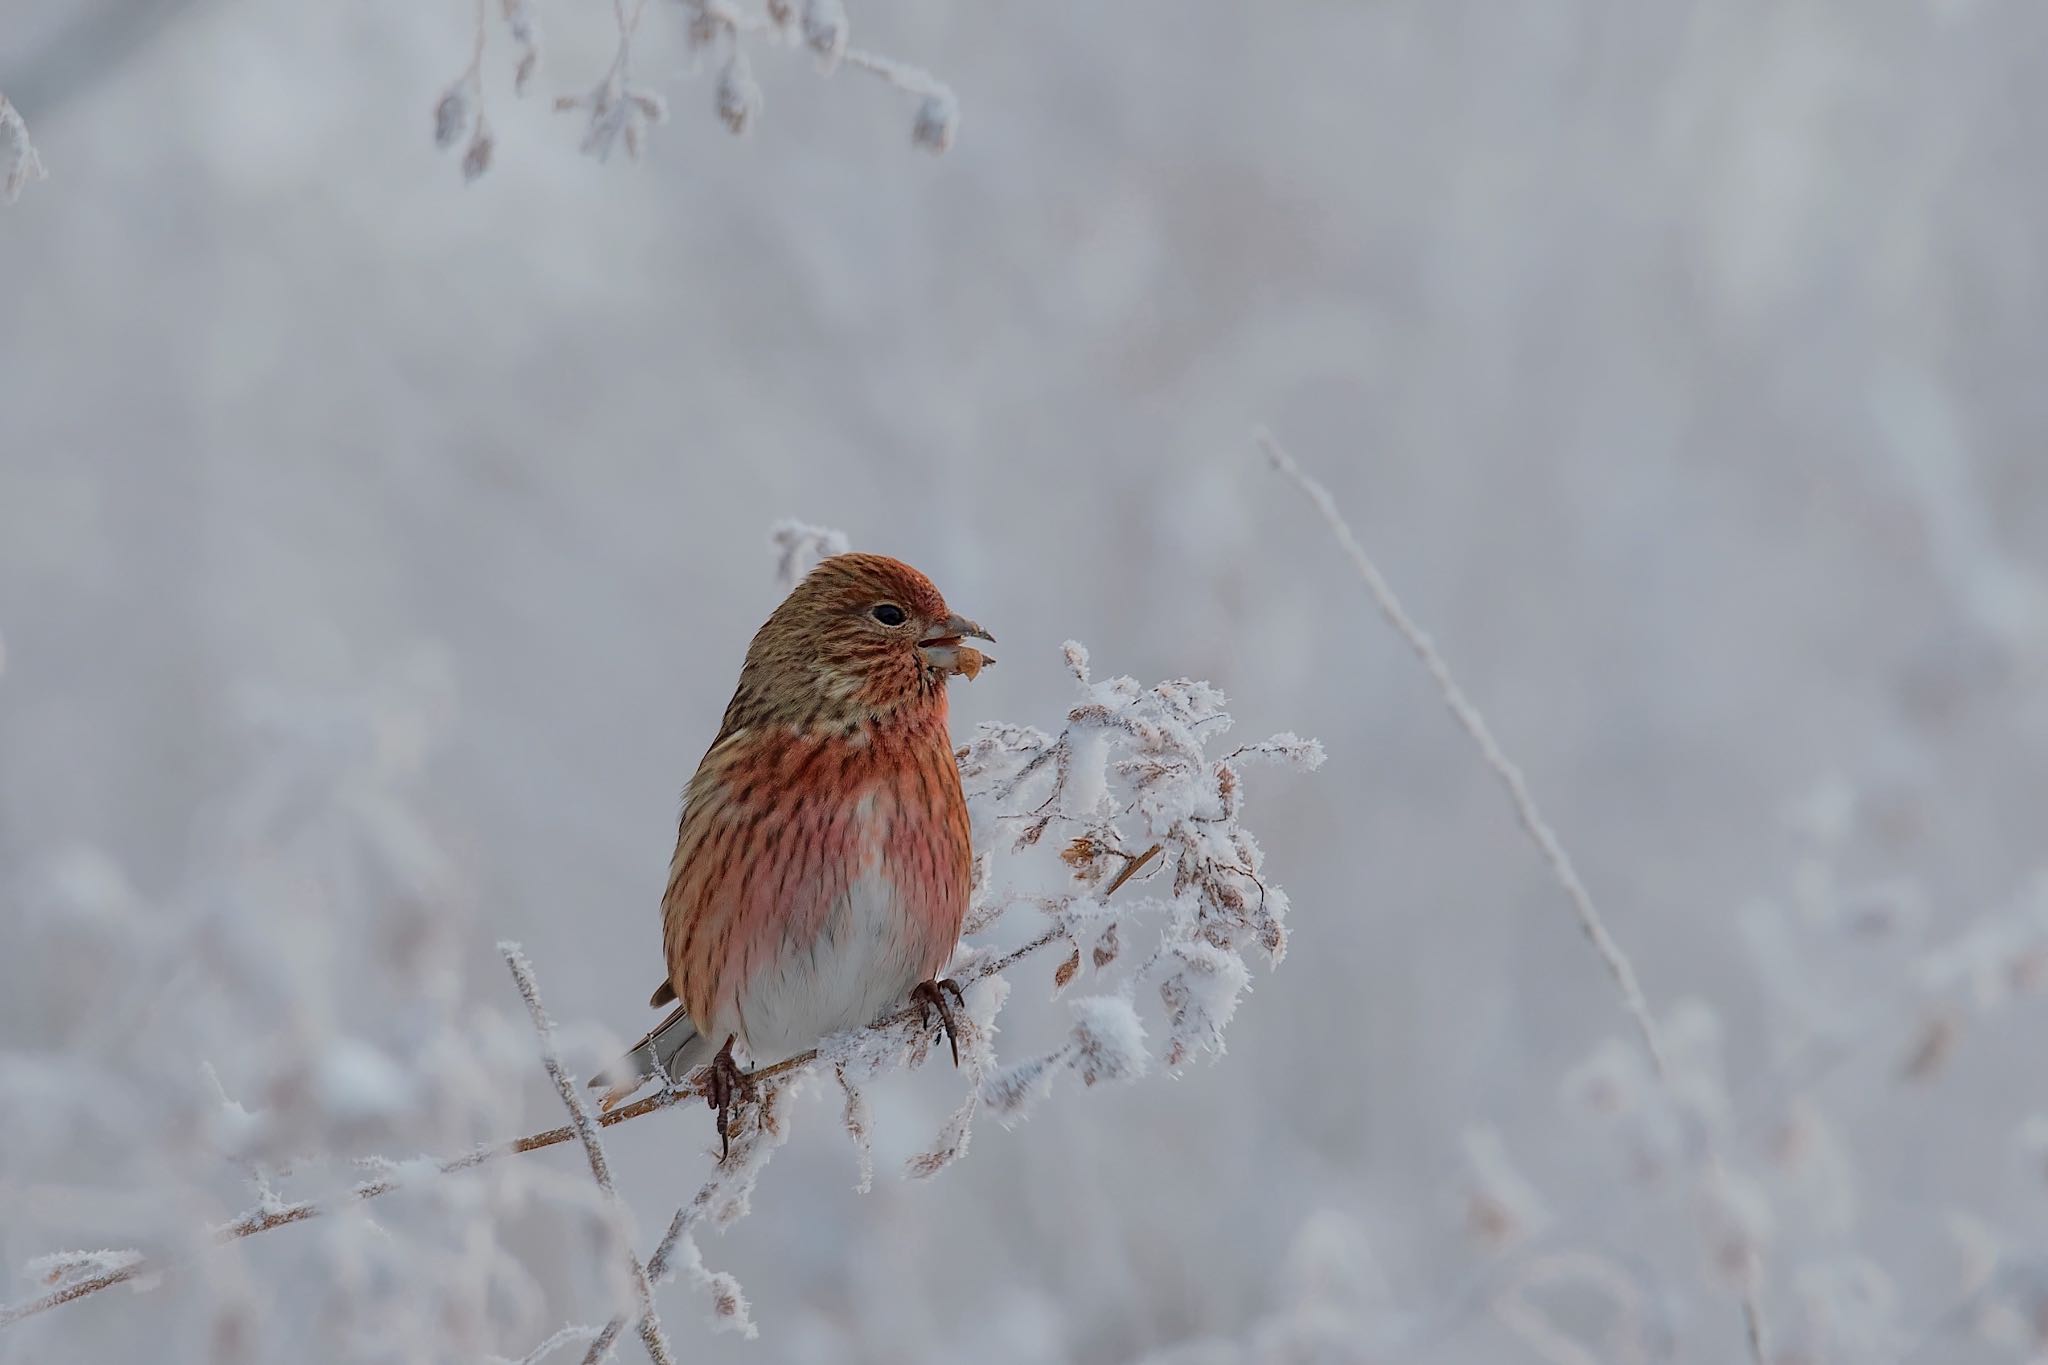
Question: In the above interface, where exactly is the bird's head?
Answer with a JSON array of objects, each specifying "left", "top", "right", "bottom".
[{"left": 733, "top": 553, "right": 994, "bottom": 730}]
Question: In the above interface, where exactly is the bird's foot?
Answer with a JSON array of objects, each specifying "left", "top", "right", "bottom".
[
  {"left": 911, "top": 979, "right": 968, "bottom": 1067},
  {"left": 703, "top": 1034, "right": 756, "bottom": 1162}
]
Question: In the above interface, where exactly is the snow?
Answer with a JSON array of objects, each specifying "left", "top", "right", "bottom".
[
  {"left": 1065, "top": 994, "right": 1148, "bottom": 1087},
  {"left": 979, "top": 1055, "right": 1057, "bottom": 1123},
  {"left": 0, "top": 95, "right": 43, "bottom": 203},
  {"left": 1156, "top": 941, "right": 1250, "bottom": 1067},
  {"left": 23, "top": 1249, "right": 143, "bottom": 1290},
  {"left": 313, "top": 1040, "right": 418, "bottom": 1125}
]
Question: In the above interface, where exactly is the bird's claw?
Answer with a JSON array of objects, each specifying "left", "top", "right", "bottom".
[
  {"left": 912, "top": 979, "right": 968, "bottom": 1067},
  {"left": 703, "top": 1034, "right": 756, "bottom": 1162}
]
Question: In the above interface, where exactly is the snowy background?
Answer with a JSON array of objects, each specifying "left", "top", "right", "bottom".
[{"left": 5, "top": 0, "right": 2048, "bottom": 1361}]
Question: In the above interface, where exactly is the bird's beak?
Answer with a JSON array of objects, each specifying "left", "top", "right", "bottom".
[{"left": 918, "top": 615, "right": 995, "bottom": 680}]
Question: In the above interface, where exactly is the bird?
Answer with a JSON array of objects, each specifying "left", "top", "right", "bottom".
[{"left": 591, "top": 553, "right": 994, "bottom": 1155}]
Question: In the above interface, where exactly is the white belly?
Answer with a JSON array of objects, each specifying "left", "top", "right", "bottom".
[{"left": 724, "top": 866, "right": 928, "bottom": 1064}]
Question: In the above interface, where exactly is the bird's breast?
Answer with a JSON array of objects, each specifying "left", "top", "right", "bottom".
[{"left": 685, "top": 721, "right": 972, "bottom": 1064}]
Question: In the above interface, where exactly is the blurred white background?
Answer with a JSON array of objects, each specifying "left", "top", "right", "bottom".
[{"left": 4, "top": 0, "right": 2048, "bottom": 1361}]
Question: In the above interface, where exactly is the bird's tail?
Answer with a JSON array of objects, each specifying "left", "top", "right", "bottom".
[{"left": 589, "top": 1005, "right": 713, "bottom": 1113}]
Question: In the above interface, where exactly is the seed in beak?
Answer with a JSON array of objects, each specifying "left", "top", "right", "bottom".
[{"left": 918, "top": 639, "right": 993, "bottom": 680}]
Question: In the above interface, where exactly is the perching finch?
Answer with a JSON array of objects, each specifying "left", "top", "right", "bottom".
[{"left": 593, "top": 553, "right": 993, "bottom": 1152}]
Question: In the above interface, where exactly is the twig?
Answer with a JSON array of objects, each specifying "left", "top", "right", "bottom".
[
  {"left": 1258, "top": 430, "right": 1771, "bottom": 1365},
  {"left": 494, "top": 1322, "right": 604, "bottom": 1365},
  {"left": 501, "top": 943, "right": 676, "bottom": 1365},
  {"left": 553, "top": 0, "right": 661, "bottom": 162},
  {"left": 1258, "top": 432, "right": 1668, "bottom": 1071},
  {"left": 1102, "top": 842, "right": 1163, "bottom": 897},
  {"left": 840, "top": 49, "right": 958, "bottom": 152},
  {"left": 585, "top": 1099, "right": 752, "bottom": 1354}
]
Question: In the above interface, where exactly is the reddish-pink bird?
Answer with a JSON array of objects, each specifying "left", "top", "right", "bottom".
[{"left": 594, "top": 554, "right": 992, "bottom": 1151}]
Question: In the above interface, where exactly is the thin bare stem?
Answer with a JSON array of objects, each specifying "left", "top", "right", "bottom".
[
  {"left": 1258, "top": 432, "right": 1669, "bottom": 1077},
  {"left": 501, "top": 944, "right": 676, "bottom": 1365},
  {"left": 840, "top": 48, "right": 950, "bottom": 101},
  {"left": 1258, "top": 430, "right": 1770, "bottom": 1365},
  {"left": 468, "top": 0, "right": 488, "bottom": 78}
]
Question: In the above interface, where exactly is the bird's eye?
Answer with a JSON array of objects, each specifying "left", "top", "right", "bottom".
[{"left": 871, "top": 604, "right": 907, "bottom": 626}]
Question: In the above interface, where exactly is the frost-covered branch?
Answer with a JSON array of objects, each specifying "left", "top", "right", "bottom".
[
  {"left": 2, "top": 94, "right": 46, "bottom": 203},
  {"left": 431, "top": 0, "right": 498, "bottom": 180},
  {"left": 840, "top": 47, "right": 958, "bottom": 152},
  {"left": 1259, "top": 430, "right": 1771, "bottom": 1364},
  {"left": 433, "top": 0, "right": 958, "bottom": 180},
  {"left": 552, "top": 0, "right": 666, "bottom": 164},
  {"left": 501, "top": 944, "right": 675, "bottom": 1365},
  {"left": 769, "top": 519, "right": 851, "bottom": 592},
  {"left": 1258, "top": 431, "right": 1667, "bottom": 1078}
]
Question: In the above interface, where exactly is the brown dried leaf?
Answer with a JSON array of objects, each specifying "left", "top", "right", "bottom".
[
  {"left": 1053, "top": 946, "right": 1081, "bottom": 992},
  {"left": 1257, "top": 916, "right": 1286, "bottom": 961},
  {"left": 1901, "top": 1009, "right": 1960, "bottom": 1081},
  {"left": 1092, "top": 922, "right": 1120, "bottom": 970},
  {"left": 433, "top": 85, "right": 472, "bottom": 149},
  {"left": 460, "top": 127, "right": 493, "bottom": 183}
]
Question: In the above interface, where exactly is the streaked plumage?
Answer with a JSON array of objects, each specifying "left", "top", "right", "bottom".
[{"left": 596, "top": 554, "right": 991, "bottom": 1118}]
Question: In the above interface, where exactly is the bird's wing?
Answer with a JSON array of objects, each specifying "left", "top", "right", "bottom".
[
  {"left": 589, "top": 1004, "right": 711, "bottom": 1112},
  {"left": 658, "top": 724, "right": 771, "bottom": 1022}
]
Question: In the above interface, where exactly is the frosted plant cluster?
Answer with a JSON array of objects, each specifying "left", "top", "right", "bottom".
[
  {"left": 1, "top": 94, "right": 45, "bottom": 204},
  {"left": 0, "top": 525, "right": 1320, "bottom": 1359},
  {"left": 0, "top": 650, "right": 632, "bottom": 1357},
  {"left": 430, "top": 0, "right": 958, "bottom": 183},
  {"left": 953, "top": 638, "right": 1322, "bottom": 1107}
]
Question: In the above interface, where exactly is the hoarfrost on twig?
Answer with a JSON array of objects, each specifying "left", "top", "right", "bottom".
[
  {"left": 501, "top": 943, "right": 676, "bottom": 1365},
  {"left": 2, "top": 94, "right": 46, "bottom": 203},
  {"left": 432, "top": 0, "right": 495, "bottom": 181},
  {"left": 553, "top": 0, "right": 666, "bottom": 163},
  {"left": 769, "top": 518, "right": 854, "bottom": 591},
  {"left": 434, "top": 0, "right": 963, "bottom": 171}
]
